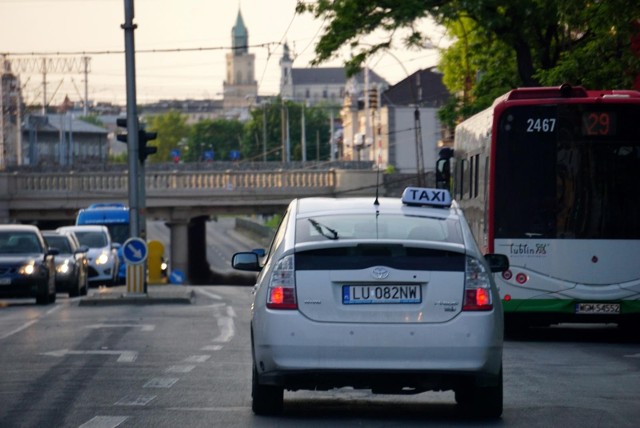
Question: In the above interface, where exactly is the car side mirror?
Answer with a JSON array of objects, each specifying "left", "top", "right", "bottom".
[
  {"left": 484, "top": 253, "right": 509, "bottom": 273},
  {"left": 76, "top": 245, "right": 89, "bottom": 254},
  {"left": 232, "top": 252, "right": 261, "bottom": 272}
]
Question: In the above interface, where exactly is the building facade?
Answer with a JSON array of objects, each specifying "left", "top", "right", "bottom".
[
  {"left": 19, "top": 114, "right": 109, "bottom": 169},
  {"left": 279, "top": 42, "right": 388, "bottom": 107},
  {"left": 340, "top": 67, "right": 451, "bottom": 174}
]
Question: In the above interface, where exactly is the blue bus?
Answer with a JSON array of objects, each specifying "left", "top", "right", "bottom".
[{"left": 76, "top": 203, "right": 130, "bottom": 284}]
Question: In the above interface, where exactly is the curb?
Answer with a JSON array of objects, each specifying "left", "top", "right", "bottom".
[{"left": 79, "top": 286, "right": 195, "bottom": 306}]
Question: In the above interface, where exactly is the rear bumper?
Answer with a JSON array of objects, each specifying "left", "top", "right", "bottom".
[{"left": 252, "top": 311, "right": 503, "bottom": 390}]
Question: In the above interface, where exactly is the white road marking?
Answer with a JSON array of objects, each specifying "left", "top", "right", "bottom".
[
  {"left": 0, "top": 305, "right": 61, "bottom": 340},
  {"left": 84, "top": 324, "right": 155, "bottom": 331},
  {"left": 201, "top": 345, "right": 223, "bottom": 351},
  {"left": 226, "top": 305, "right": 236, "bottom": 318},
  {"left": 41, "top": 349, "right": 138, "bottom": 362},
  {"left": 79, "top": 416, "right": 128, "bottom": 428},
  {"left": 625, "top": 353, "right": 640, "bottom": 358},
  {"left": 45, "top": 305, "right": 62, "bottom": 316},
  {"left": 0, "top": 319, "right": 39, "bottom": 340},
  {"left": 144, "top": 377, "right": 179, "bottom": 388},
  {"left": 184, "top": 355, "right": 211, "bottom": 363},
  {"left": 115, "top": 395, "right": 156, "bottom": 406},
  {"left": 165, "top": 365, "right": 196, "bottom": 373},
  {"left": 213, "top": 315, "right": 235, "bottom": 343},
  {"left": 193, "top": 288, "right": 223, "bottom": 300}
]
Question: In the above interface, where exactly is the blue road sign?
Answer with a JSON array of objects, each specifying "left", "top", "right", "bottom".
[
  {"left": 169, "top": 269, "right": 185, "bottom": 284},
  {"left": 122, "top": 237, "right": 148, "bottom": 265}
]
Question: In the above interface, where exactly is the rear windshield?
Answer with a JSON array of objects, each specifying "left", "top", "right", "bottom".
[
  {"left": 0, "top": 232, "right": 43, "bottom": 254},
  {"left": 296, "top": 246, "right": 465, "bottom": 271},
  {"left": 295, "top": 214, "right": 463, "bottom": 244},
  {"left": 74, "top": 231, "right": 108, "bottom": 248},
  {"left": 44, "top": 235, "right": 72, "bottom": 253}
]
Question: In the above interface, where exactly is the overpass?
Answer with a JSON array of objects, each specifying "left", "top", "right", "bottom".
[{"left": 0, "top": 168, "right": 392, "bottom": 283}]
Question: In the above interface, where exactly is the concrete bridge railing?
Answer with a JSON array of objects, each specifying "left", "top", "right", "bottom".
[{"left": 0, "top": 168, "right": 382, "bottom": 222}]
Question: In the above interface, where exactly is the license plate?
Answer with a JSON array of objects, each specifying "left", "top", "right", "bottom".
[
  {"left": 0, "top": 278, "right": 11, "bottom": 285},
  {"left": 575, "top": 303, "right": 620, "bottom": 314},
  {"left": 342, "top": 285, "right": 421, "bottom": 305}
]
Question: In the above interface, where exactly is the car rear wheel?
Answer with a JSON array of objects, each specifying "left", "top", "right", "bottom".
[
  {"left": 69, "top": 279, "right": 81, "bottom": 298},
  {"left": 251, "top": 366, "right": 283, "bottom": 416},
  {"left": 35, "top": 292, "right": 49, "bottom": 305},
  {"left": 80, "top": 276, "right": 88, "bottom": 296},
  {"left": 455, "top": 367, "right": 503, "bottom": 419}
]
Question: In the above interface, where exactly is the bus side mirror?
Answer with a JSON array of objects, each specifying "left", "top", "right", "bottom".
[
  {"left": 436, "top": 158, "right": 451, "bottom": 189},
  {"left": 485, "top": 253, "right": 510, "bottom": 273}
]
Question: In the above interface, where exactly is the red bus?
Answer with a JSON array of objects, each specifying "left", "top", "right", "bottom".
[{"left": 446, "top": 84, "right": 640, "bottom": 332}]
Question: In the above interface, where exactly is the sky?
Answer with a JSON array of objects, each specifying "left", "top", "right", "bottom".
[{"left": 0, "top": 0, "right": 449, "bottom": 106}]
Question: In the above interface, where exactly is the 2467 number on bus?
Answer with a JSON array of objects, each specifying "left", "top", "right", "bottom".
[{"left": 526, "top": 117, "right": 557, "bottom": 133}]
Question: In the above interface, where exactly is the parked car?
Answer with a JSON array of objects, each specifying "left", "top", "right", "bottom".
[
  {"left": 56, "top": 225, "right": 120, "bottom": 287},
  {"left": 42, "top": 230, "right": 89, "bottom": 297},
  {"left": 233, "top": 187, "right": 509, "bottom": 418},
  {"left": 0, "top": 224, "right": 58, "bottom": 305}
]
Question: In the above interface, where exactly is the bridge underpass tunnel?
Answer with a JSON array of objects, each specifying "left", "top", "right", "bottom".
[{"left": 188, "top": 216, "right": 210, "bottom": 284}]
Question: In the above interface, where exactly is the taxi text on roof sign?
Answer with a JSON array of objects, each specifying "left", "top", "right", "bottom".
[{"left": 402, "top": 187, "right": 452, "bottom": 207}]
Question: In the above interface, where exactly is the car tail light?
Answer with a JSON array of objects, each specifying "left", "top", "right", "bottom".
[
  {"left": 267, "top": 255, "right": 297, "bottom": 309},
  {"left": 463, "top": 256, "right": 493, "bottom": 311}
]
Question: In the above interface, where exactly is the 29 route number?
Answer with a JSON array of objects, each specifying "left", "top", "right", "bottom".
[{"left": 526, "top": 117, "right": 556, "bottom": 133}]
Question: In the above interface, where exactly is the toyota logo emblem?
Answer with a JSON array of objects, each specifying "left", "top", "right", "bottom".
[{"left": 371, "top": 267, "right": 389, "bottom": 279}]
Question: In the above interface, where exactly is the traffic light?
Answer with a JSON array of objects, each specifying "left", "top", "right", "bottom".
[
  {"left": 368, "top": 88, "right": 378, "bottom": 109},
  {"left": 116, "top": 118, "right": 128, "bottom": 144},
  {"left": 115, "top": 117, "right": 158, "bottom": 163},
  {"left": 138, "top": 129, "right": 158, "bottom": 163}
]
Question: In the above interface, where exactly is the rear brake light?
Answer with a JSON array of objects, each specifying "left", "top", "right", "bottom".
[
  {"left": 267, "top": 255, "right": 297, "bottom": 310},
  {"left": 463, "top": 288, "right": 492, "bottom": 311},
  {"left": 463, "top": 256, "right": 493, "bottom": 311}
]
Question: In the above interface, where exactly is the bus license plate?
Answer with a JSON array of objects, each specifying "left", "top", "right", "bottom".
[
  {"left": 575, "top": 303, "right": 620, "bottom": 314},
  {"left": 342, "top": 285, "right": 421, "bottom": 305},
  {"left": 0, "top": 278, "right": 11, "bottom": 285}
]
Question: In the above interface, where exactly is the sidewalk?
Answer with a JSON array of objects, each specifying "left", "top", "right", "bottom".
[{"left": 79, "top": 284, "right": 194, "bottom": 306}]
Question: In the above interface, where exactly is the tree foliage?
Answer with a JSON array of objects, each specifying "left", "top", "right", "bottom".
[
  {"left": 298, "top": 0, "right": 640, "bottom": 121},
  {"left": 186, "top": 118, "right": 244, "bottom": 162},
  {"left": 144, "top": 110, "right": 189, "bottom": 163},
  {"left": 241, "top": 98, "right": 334, "bottom": 162}
]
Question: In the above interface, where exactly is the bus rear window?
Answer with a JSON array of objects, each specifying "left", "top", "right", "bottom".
[{"left": 494, "top": 104, "right": 640, "bottom": 239}]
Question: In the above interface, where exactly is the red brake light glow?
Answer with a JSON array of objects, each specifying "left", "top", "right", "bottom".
[
  {"left": 462, "top": 288, "right": 493, "bottom": 311},
  {"left": 267, "top": 286, "right": 297, "bottom": 309}
]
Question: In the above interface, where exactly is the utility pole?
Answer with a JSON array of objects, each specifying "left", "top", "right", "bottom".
[
  {"left": 262, "top": 103, "right": 267, "bottom": 162},
  {"left": 301, "top": 102, "right": 306, "bottom": 162},
  {"left": 122, "top": 0, "right": 142, "bottom": 239}
]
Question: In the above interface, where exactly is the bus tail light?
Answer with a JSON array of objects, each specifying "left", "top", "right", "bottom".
[
  {"left": 266, "top": 255, "right": 297, "bottom": 310},
  {"left": 463, "top": 256, "right": 493, "bottom": 311}
]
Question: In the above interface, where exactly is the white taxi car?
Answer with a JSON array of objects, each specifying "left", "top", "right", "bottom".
[{"left": 232, "top": 187, "right": 509, "bottom": 418}]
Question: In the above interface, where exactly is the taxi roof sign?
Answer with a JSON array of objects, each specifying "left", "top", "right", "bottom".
[{"left": 402, "top": 187, "right": 452, "bottom": 208}]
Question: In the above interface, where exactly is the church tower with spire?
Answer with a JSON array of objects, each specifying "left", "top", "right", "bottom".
[
  {"left": 223, "top": 9, "right": 257, "bottom": 111},
  {"left": 279, "top": 41, "right": 293, "bottom": 99}
]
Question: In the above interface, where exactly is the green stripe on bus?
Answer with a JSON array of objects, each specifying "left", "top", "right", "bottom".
[{"left": 502, "top": 299, "right": 640, "bottom": 314}]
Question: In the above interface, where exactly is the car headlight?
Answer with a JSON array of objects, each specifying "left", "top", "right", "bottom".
[
  {"left": 57, "top": 260, "right": 71, "bottom": 274},
  {"left": 18, "top": 261, "right": 36, "bottom": 275},
  {"left": 96, "top": 252, "right": 110, "bottom": 265}
]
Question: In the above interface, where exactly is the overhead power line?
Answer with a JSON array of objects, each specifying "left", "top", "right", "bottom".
[{"left": 1, "top": 42, "right": 281, "bottom": 58}]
